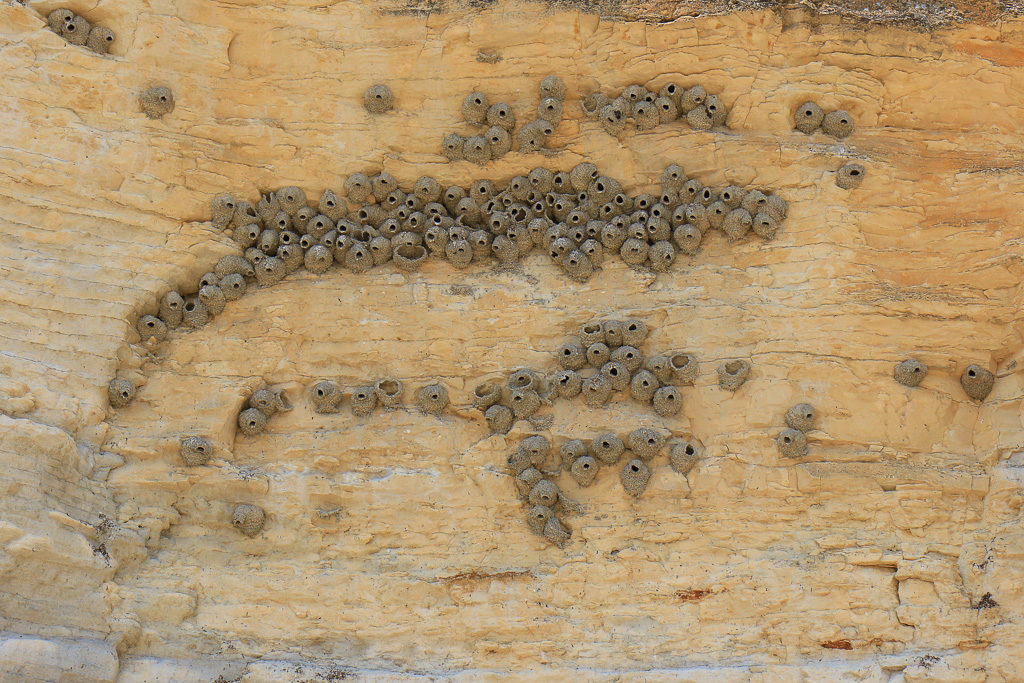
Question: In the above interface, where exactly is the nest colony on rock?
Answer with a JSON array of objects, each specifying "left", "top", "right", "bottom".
[
  {"left": 442, "top": 76, "right": 567, "bottom": 163},
  {"left": 471, "top": 318, "right": 702, "bottom": 438},
  {"left": 192, "top": 161, "right": 790, "bottom": 301},
  {"left": 102, "top": 75, "right": 1000, "bottom": 543},
  {"left": 479, "top": 317, "right": 754, "bottom": 548},
  {"left": 507, "top": 428, "right": 705, "bottom": 548},
  {"left": 584, "top": 81, "right": 728, "bottom": 135},
  {"left": 179, "top": 159, "right": 787, "bottom": 313}
]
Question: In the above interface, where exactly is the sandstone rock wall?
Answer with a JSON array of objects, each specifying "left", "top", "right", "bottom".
[{"left": 2, "top": 0, "right": 1024, "bottom": 680}]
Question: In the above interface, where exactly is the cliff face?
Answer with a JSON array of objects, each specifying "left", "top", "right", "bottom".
[{"left": 2, "top": 0, "right": 1024, "bottom": 681}]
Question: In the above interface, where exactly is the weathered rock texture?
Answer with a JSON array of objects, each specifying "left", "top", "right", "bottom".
[{"left": 2, "top": 1, "right": 1024, "bottom": 681}]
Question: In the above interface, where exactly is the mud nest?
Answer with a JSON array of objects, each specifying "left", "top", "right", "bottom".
[
  {"left": 180, "top": 436, "right": 213, "bottom": 467},
  {"left": 140, "top": 87, "right": 175, "bottom": 119},
  {"left": 232, "top": 503, "right": 266, "bottom": 538}
]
